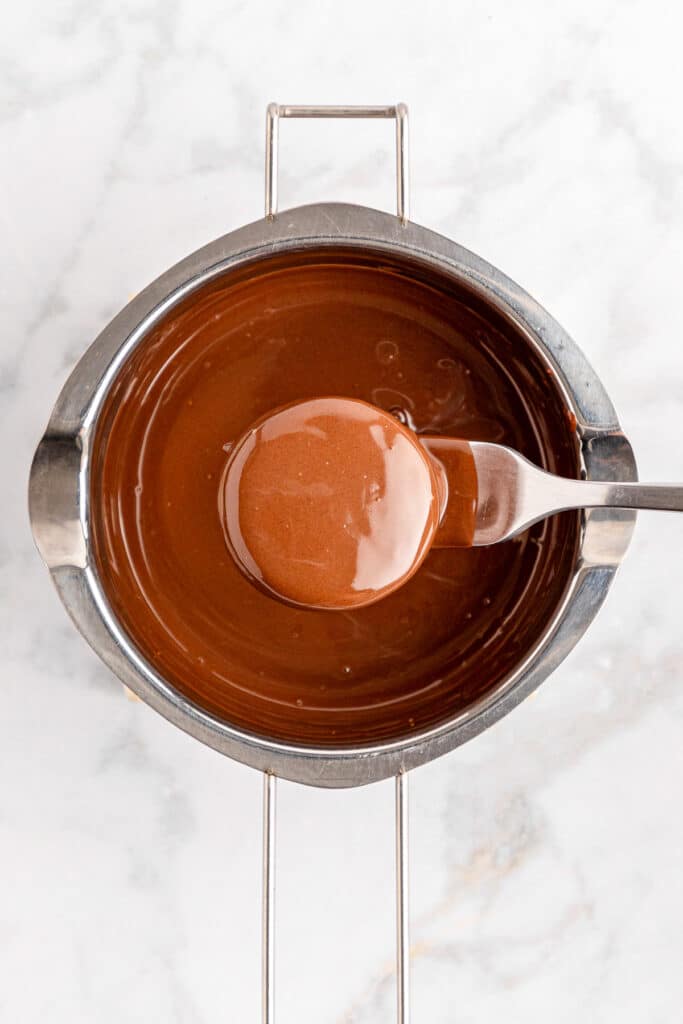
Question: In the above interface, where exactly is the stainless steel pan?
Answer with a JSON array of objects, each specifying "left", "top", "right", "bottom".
[{"left": 29, "top": 104, "right": 637, "bottom": 1023}]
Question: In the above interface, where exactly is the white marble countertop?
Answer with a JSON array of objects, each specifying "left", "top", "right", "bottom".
[{"left": 3, "top": 2, "right": 683, "bottom": 1021}]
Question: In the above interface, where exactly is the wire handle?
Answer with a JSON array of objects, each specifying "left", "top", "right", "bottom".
[
  {"left": 395, "top": 771, "right": 411, "bottom": 1022},
  {"left": 261, "top": 771, "right": 411, "bottom": 1023},
  {"left": 262, "top": 773, "right": 276, "bottom": 1024},
  {"left": 260, "top": 103, "right": 411, "bottom": 1022},
  {"left": 265, "top": 103, "right": 410, "bottom": 223}
]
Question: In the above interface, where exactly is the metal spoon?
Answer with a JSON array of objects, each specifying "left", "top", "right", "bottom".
[{"left": 220, "top": 396, "right": 682, "bottom": 611}]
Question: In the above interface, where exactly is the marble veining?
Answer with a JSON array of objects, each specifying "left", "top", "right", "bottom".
[{"left": 2, "top": 1, "right": 682, "bottom": 1021}]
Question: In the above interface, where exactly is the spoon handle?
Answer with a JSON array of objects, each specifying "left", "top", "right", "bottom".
[
  {"left": 467, "top": 442, "right": 683, "bottom": 546},
  {"left": 559, "top": 480, "right": 683, "bottom": 513}
]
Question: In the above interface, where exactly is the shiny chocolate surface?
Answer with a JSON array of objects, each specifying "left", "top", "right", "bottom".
[
  {"left": 90, "top": 251, "right": 580, "bottom": 747},
  {"left": 220, "top": 396, "right": 444, "bottom": 610}
]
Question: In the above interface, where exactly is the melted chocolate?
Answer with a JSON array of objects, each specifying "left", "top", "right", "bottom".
[{"left": 90, "top": 250, "right": 580, "bottom": 748}]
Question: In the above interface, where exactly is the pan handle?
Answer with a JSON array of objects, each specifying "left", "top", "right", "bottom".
[
  {"left": 262, "top": 772, "right": 277, "bottom": 1024},
  {"left": 260, "top": 770, "right": 411, "bottom": 1023},
  {"left": 264, "top": 102, "right": 410, "bottom": 224},
  {"left": 395, "top": 770, "right": 411, "bottom": 1023}
]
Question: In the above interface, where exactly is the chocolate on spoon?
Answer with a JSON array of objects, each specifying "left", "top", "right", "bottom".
[
  {"left": 220, "top": 396, "right": 683, "bottom": 610},
  {"left": 219, "top": 397, "right": 452, "bottom": 609}
]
